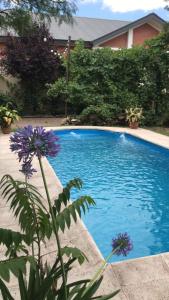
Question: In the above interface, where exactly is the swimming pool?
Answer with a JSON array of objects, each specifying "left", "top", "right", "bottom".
[{"left": 48, "top": 129, "right": 169, "bottom": 262}]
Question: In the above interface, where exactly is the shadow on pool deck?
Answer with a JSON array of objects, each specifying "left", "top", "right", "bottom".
[
  {"left": 12, "top": 117, "right": 66, "bottom": 128},
  {"left": 1, "top": 127, "right": 169, "bottom": 299}
]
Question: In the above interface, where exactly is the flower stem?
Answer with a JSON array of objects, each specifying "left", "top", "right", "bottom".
[
  {"left": 38, "top": 157, "right": 67, "bottom": 300},
  {"left": 25, "top": 177, "right": 41, "bottom": 271},
  {"left": 32, "top": 203, "right": 41, "bottom": 269},
  {"left": 25, "top": 177, "right": 35, "bottom": 259},
  {"left": 90, "top": 249, "right": 117, "bottom": 284},
  {"left": 82, "top": 246, "right": 121, "bottom": 296}
]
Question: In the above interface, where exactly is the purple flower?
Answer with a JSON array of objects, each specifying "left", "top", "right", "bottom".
[
  {"left": 10, "top": 125, "right": 60, "bottom": 162},
  {"left": 112, "top": 233, "right": 133, "bottom": 257},
  {"left": 20, "top": 160, "right": 37, "bottom": 179}
]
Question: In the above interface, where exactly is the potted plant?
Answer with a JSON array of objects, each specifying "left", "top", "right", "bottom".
[
  {"left": 125, "top": 107, "right": 143, "bottom": 129},
  {"left": 0, "top": 103, "right": 20, "bottom": 134}
]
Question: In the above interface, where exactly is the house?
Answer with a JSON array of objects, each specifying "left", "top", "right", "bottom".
[
  {"left": 0, "top": 12, "right": 166, "bottom": 53},
  {"left": 0, "top": 12, "right": 166, "bottom": 92},
  {"left": 48, "top": 12, "right": 166, "bottom": 51}
]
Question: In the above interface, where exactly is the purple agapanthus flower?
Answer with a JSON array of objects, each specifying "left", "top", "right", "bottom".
[
  {"left": 20, "top": 160, "right": 37, "bottom": 179},
  {"left": 112, "top": 233, "right": 133, "bottom": 257},
  {"left": 10, "top": 125, "right": 60, "bottom": 161}
]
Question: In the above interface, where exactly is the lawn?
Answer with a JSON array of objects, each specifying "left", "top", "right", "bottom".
[{"left": 148, "top": 127, "right": 169, "bottom": 137}]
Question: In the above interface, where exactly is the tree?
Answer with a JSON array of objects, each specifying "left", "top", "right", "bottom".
[
  {"left": 0, "top": 0, "right": 77, "bottom": 35},
  {"left": 165, "top": 0, "right": 169, "bottom": 10},
  {"left": 2, "top": 22, "right": 65, "bottom": 113}
]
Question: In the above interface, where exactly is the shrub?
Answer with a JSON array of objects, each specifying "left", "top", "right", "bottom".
[
  {"left": 47, "top": 37, "right": 169, "bottom": 126},
  {"left": 80, "top": 104, "right": 117, "bottom": 125}
]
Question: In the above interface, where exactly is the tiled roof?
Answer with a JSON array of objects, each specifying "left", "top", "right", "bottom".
[
  {"left": 49, "top": 16, "right": 130, "bottom": 41},
  {"left": 0, "top": 16, "right": 130, "bottom": 42},
  {"left": 0, "top": 13, "right": 165, "bottom": 44}
]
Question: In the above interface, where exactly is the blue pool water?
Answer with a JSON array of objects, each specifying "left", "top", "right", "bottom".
[{"left": 48, "top": 129, "right": 169, "bottom": 262}]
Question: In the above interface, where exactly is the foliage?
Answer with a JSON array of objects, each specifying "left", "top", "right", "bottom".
[
  {"left": 0, "top": 174, "right": 119, "bottom": 299},
  {"left": 0, "top": 0, "right": 75, "bottom": 115},
  {"left": 165, "top": 1, "right": 169, "bottom": 12},
  {"left": 47, "top": 35, "right": 169, "bottom": 126},
  {"left": 0, "top": 9, "right": 34, "bottom": 36},
  {"left": 0, "top": 92, "right": 13, "bottom": 106},
  {"left": 0, "top": 126, "right": 133, "bottom": 299},
  {"left": 80, "top": 104, "right": 118, "bottom": 125},
  {"left": 0, "top": 0, "right": 77, "bottom": 35},
  {"left": 0, "top": 103, "right": 20, "bottom": 128},
  {"left": 126, "top": 107, "right": 143, "bottom": 124},
  {"left": 47, "top": 78, "right": 68, "bottom": 99},
  {"left": 2, "top": 22, "right": 64, "bottom": 114},
  {"left": 47, "top": 78, "right": 68, "bottom": 114}
]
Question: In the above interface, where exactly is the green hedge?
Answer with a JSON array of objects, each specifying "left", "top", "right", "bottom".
[{"left": 48, "top": 30, "right": 169, "bottom": 126}]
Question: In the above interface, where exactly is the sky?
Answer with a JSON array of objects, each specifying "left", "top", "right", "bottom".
[{"left": 76, "top": 0, "right": 169, "bottom": 21}]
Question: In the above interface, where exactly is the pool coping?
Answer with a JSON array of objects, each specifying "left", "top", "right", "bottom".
[{"left": 2, "top": 126, "right": 169, "bottom": 299}]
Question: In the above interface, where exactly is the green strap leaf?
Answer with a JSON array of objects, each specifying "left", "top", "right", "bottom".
[
  {"left": 80, "top": 277, "right": 104, "bottom": 299},
  {"left": 0, "top": 278, "right": 14, "bottom": 300},
  {"left": 91, "top": 289, "right": 120, "bottom": 299},
  {"left": 18, "top": 271, "right": 28, "bottom": 300}
]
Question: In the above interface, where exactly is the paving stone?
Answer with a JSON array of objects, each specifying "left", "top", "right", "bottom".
[
  {"left": 122, "top": 278, "right": 169, "bottom": 300},
  {"left": 111, "top": 255, "right": 169, "bottom": 287},
  {"left": 161, "top": 253, "right": 169, "bottom": 271},
  {"left": 0, "top": 207, "right": 17, "bottom": 227}
]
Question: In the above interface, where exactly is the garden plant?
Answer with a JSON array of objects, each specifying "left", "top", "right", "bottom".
[
  {"left": 0, "top": 126, "right": 132, "bottom": 299},
  {"left": 125, "top": 107, "right": 143, "bottom": 129},
  {"left": 0, "top": 102, "right": 20, "bottom": 134}
]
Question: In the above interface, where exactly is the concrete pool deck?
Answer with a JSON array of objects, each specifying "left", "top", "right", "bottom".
[{"left": 1, "top": 126, "right": 169, "bottom": 299}]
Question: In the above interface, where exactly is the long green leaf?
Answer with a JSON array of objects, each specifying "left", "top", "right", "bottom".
[
  {"left": 18, "top": 271, "right": 28, "bottom": 300},
  {"left": 81, "top": 277, "right": 104, "bottom": 299},
  {"left": 0, "top": 278, "right": 14, "bottom": 300},
  {"left": 91, "top": 289, "right": 120, "bottom": 299}
]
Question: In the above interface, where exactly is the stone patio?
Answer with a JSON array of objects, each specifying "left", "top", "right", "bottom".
[
  {"left": 13, "top": 117, "right": 65, "bottom": 128},
  {"left": 1, "top": 125, "right": 169, "bottom": 299}
]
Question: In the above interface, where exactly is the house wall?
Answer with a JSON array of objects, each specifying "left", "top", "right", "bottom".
[
  {"left": 100, "top": 32, "right": 128, "bottom": 48},
  {"left": 98, "top": 23, "right": 160, "bottom": 49},
  {"left": 133, "top": 23, "right": 159, "bottom": 46}
]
